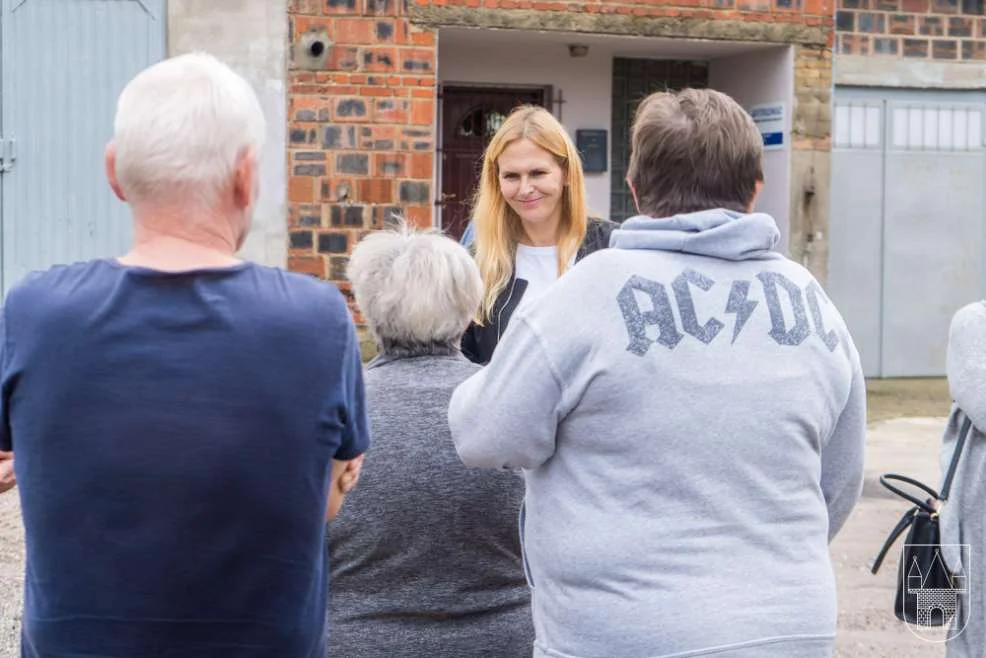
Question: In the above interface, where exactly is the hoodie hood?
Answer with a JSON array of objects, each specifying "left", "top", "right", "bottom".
[{"left": 609, "top": 209, "right": 782, "bottom": 262}]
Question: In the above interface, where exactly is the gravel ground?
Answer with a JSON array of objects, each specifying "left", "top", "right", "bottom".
[{"left": 0, "top": 379, "right": 955, "bottom": 657}]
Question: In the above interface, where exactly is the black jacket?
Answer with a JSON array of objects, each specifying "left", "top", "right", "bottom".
[{"left": 461, "top": 218, "right": 618, "bottom": 365}]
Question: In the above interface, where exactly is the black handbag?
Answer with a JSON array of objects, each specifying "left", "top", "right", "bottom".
[{"left": 870, "top": 415, "right": 972, "bottom": 626}]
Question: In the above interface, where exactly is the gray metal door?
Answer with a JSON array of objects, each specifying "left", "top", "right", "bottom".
[
  {"left": 0, "top": 0, "right": 166, "bottom": 295},
  {"left": 829, "top": 90, "right": 986, "bottom": 377}
]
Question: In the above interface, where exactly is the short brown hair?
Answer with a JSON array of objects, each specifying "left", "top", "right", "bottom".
[{"left": 627, "top": 88, "right": 764, "bottom": 219}]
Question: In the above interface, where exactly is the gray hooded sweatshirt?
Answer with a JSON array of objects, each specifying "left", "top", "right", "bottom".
[
  {"left": 449, "top": 209, "right": 867, "bottom": 658},
  {"left": 940, "top": 301, "right": 986, "bottom": 656}
]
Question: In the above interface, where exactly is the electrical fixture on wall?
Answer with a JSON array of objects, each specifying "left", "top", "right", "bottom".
[
  {"left": 568, "top": 44, "right": 589, "bottom": 58},
  {"left": 295, "top": 31, "right": 330, "bottom": 70}
]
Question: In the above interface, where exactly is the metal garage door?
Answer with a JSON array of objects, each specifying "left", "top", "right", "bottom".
[
  {"left": 0, "top": 0, "right": 166, "bottom": 296},
  {"left": 828, "top": 88, "right": 986, "bottom": 377}
]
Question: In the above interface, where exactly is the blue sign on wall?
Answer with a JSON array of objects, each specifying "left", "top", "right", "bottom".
[{"left": 749, "top": 103, "right": 786, "bottom": 151}]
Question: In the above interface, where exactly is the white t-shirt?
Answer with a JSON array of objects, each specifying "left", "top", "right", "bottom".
[{"left": 514, "top": 244, "right": 575, "bottom": 314}]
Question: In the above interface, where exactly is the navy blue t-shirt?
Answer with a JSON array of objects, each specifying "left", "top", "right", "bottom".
[{"left": 0, "top": 259, "right": 370, "bottom": 657}]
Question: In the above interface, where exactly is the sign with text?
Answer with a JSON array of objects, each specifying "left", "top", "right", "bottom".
[{"left": 749, "top": 103, "right": 786, "bottom": 151}]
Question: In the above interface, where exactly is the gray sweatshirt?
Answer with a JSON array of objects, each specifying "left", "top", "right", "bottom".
[
  {"left": 940, "top": 301, "right": 986, "bottom": 656},
  {"left": 449, "top": 209, "right": 867, "bottom": 658},
  {"left": 329, "top": 353, "right": 533, "bottom": 657}
]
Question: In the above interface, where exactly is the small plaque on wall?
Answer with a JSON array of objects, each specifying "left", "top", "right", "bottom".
[{"left": 576, "top": 129, "right": 608, "bottom": 174}]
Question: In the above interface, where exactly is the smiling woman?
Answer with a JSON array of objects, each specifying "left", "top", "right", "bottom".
[{"left": 461, "top": 105, "right": 617, "bottom": 365}]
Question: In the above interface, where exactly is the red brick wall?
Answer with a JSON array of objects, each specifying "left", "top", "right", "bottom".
[
  {"left": 835, "top": 0, "right": 986, "bottom": 60},
  {"left": 287, "top": 0, "right": 834, "bottom": 292}
]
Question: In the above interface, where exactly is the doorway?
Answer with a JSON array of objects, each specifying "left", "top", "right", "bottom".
[{"left": 438, "top": 85, "right": 549, "bottom": 241}]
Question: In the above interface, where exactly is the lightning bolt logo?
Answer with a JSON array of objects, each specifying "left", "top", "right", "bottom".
[{"left": 725, "top": 280, "right": 758, "bottom": 344}]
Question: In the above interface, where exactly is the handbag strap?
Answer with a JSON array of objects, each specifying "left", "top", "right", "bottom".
[
  {"left": 870, "top": 507, "right": 918, "bottom": 575},
  {"left": 870, "top": 413, "right": 974, "bottom": 576},
  {"left": 940, "top": 415, "right": 973, "bottom": 502}
]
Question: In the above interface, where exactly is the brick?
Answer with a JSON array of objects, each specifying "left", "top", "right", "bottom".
[
  {"left": 400, "top": 48, "right": 435, "bottom": 73},
  {"left": 374, "top": 153, "right": 406, "bottom": 176},
  {"left": 329, "top": 46, "right": 362, "bottom": 72},
  {"left": 359, "top": 125, "right": 399, "bottom": 150},
  {"left": 318, "top": 232, "right": 350, "bottom": 254},
  {"left": 289, "top": 204, "right": 323, "bottom": 228},
  {"left": 289, "top": 126, "right": 318, "bottom": 145},
  {"left": 838, "top": 33, "right": 870, "bottom": 53},
  {"left": 889, "top": 14, "right": 916, "bottom": 34},
  {"left": 857, "top": 12, "right": 885, "bottom": 31},
  {"left": 364, "top": 0, "right": 396, "bottom": 14},
  {"left": 374, "top": 98, "right": 410, "bottom": 122},
  {"left": 337, "top": 153, "right": 370, "bottom": 175},
  {"left": 295, "top": 151, "right": 327, "bottom": 161},
  {"left": 291, "top": 96, "right": 333, "bottom": 122},
  {"left": 330, "top": 257, "right": 350, "bottom": 282},
  {"left": 290, "top": 230, "right": 315, "bottom": 250},
  {"left": 405, "top": 206, "right": 433, "bottom": 229},
  {"left": 289, "top": 0, "right": 321, "bottom": 13},
  {"left": 903, "top": 37, "right": 930, "bottom": 55},
  {"left": 932, "top": 0, "right": 959, "bottom": 12},
  {"left": 873, "top": 36, "right": 900, "bottom": 53},
  {"left": 948, "top": 16, "right": 974, "bottom": 36},
  {"left": 289, "top": 176, "right": 316, "bottom": 203},
  {"left": 962, "top": 39, "right": 986, "bottom": 58},
  {"left": 920, "top": 16, "right": 945, "bottom": 35},
  {"left": 288, "top": 255, "right": 326, "bottom": 279},
  {"left": 323, "top": 125, "right": 358, "bottom": 149},
  {"left": 335, "top": 18, "right": 376, "bottom": 43},
  {"left": 375, "top": 20, "right": 397, "bottom": 41},
  {"left": 364, "top": 47, "right": 399, "bottom": 72},
  {"left": 399, "top": 181, "right": 430, "bottom": 204},
  {"left": 408, "top": 153, "right": 433, "bottom": 179},
  {"left": 335, "top": 98, "right": 369, "bottom": 120},
  {"left": 372, "top": 205, "right": 405, "bottom": 228},
  {"left": 324, "top": 0, "right": 359, "bottom": 14},
  {"left": 357, "top": 178, "right": 395, "bottom": 203},
  {"left": 411, "top": 100, "right": 435, "bottom": 125},
  {"left": 331, "top": 205, "right": 368, "bottom": 227},
  {"left": 933, "top": 38, "right": 959, "bottom": 57},
  {"left": 410, "top": 30, "right": 437, "bottom": 46},
  {"left": 902, "top": 0, "right": 929, "bottom": 9},
  {"left": 294, "top": 163, "right": 327, "bottom": 176},
  {"left": 291, "top": 16, "right": 333, "bottom": 38}
]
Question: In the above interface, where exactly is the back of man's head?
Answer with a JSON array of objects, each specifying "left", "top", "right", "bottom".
[
  {"left": 110, "top": 52, "right": 266, "bottom": 211},
  {"left": 627, "top": 88, "right": 764, "bottom": 219}
]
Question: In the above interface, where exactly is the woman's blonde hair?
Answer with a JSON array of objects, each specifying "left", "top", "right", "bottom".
[{"left": 471, "top": 105, "right": 588, "bottom": 323}]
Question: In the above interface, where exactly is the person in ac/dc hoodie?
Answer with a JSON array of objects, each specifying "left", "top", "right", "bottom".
[
  {"left": 460, "top": 105, "right": 615, "bottom": 365},
  {"left": 448, "top": 88, "right": 866, "bottom": 658},
  {"left": 938, "top": 301, "right": 986, "bottom": 657}
]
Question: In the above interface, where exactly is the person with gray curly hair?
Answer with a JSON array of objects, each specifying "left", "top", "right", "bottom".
[{"left": 327, "top": 220, "right": 534, "bottom": 656}]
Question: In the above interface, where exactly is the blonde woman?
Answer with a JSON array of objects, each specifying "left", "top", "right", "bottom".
[{"left": 461, "top": 106, "right": 616, "bottom": 365}]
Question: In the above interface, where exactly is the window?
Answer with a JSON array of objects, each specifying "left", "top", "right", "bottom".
[
  {"left": 457, "top": 107, "right": 507, "bottom": 138},
  {"left": 833, "top": 103, "right": 882, "bottom": 149},
  {"left": 891, "top": 105, "right": 983, "bottom": 151}
]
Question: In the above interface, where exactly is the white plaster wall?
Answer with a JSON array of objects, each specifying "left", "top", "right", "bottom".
[
  {"left": 167, "top": 0, "right": 288, "bottom": 268},
  {"left": 440, "top": 33, "right": 793, "bottom": 234},
  {"left": 709, "top": 47, "right": 794, "bottom": 252},
  {"left": 439, "top": 39, "right": 616, "bottom": 218}
]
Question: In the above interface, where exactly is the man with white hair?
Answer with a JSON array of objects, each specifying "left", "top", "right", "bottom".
[{"left": 0, "top": 53, "right": 369, "bottom": 657}]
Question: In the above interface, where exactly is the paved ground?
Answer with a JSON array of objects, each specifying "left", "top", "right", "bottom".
[{"left": 0, "top": 378, "right": 959, "bottom": 657}]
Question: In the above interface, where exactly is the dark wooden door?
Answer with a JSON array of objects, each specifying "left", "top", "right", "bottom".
[{"left": 439, "top": 86, "right": 547, "bottom": 241}]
